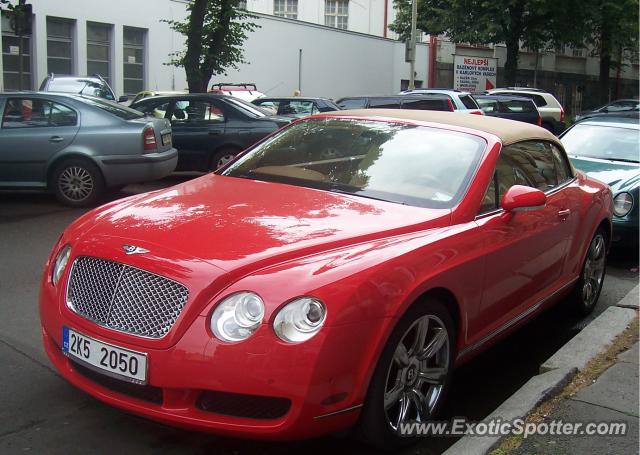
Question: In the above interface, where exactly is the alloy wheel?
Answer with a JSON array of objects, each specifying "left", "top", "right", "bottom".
[
  {"left": 216, "top": 153, "right": 236, "bottom": 169},
  {"left": 582, "top": 233, "right": 606, "bottom": 308},
  {"left": 384, "top": 314, "right": 450, "bottom": 432},
  {"left": 58, "top": 166, "right": 94, "bottom": 202}
]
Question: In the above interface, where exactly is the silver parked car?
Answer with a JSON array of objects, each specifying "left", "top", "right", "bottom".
[{"left": 0, "top": 93, "right": 177, "bottom": 207}]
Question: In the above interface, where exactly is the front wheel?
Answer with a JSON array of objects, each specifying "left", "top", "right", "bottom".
[
  {"left": 572, "top": 228, "right": 607, "bottom": 315},
  {"left": 356, "top": 300, "right": 455, "bottom": 450},
  {"left": 209, "top": 148, "right": 240, "bottom": 171}
]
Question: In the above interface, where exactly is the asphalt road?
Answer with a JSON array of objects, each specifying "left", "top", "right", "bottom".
[{"left": 0, "top": 176, "right": 637, "bottom": 455}]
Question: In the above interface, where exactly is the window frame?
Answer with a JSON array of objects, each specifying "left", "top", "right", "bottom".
[
  {"left": 46, "top": 17, "right": 75, "bottom": 75},
  {"left": 476, "top": 140, "right": 576, "bottom": 217},
  {"left": 324, "top": 0, "right": 349, "bottom": 30},
  {"left": 1, "top": 97, "right": 78, "bottom": 129},
  {"left": 273, "top": 0, "right": 298, "bottom": 19},
  {"left": 86, "top": 22, "right": 112, "bottom": 84},
  {"left": 122, "top": 26, "right": 146, "bottom": 96}
]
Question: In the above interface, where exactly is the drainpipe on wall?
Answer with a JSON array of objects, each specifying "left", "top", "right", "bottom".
[
  {"left": 428, "top": 35, "right": 438, "bottom": 87},
  {"left": 383, "top": 0, "right": 389, "bottom": 38}
]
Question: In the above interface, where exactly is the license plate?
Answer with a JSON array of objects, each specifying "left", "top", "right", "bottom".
[
  {"left": 161, "top": 133, "right": 172, "bottom": 146},
  {"left": 62, "top": 327, "right": 147, "bottom": 384}
]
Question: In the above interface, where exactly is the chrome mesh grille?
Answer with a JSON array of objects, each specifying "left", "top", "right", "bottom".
[{"left": 67, "top": 257, "right": 189, "bottom": 338}]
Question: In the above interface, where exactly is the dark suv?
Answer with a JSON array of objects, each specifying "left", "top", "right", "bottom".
[
  {"left": 131, "top": 93, "right": 292, "bottom": 171},
  {"left": 40, "top": 74, "right": 128, "bottom": 103}
]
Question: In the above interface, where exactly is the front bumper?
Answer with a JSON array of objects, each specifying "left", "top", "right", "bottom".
[
  {"left": 98, "top": 148, "right": 178, "bottom": 187},
  {"left": 40, "top": 279, "right": 380, "bottom": 440},
  {"left": 612, "top": 218, "right": 639, "bottom": 248}
]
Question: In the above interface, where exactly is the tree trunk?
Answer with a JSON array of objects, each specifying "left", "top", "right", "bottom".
[
  {"left": 184, "top": 0, "right": 208, "bottom": 93},
  {"left": 504, "top": 39, "right": 520, "bottom": 86},
  {"left": 598, "top": 28, "right": 612, "bottom": 105}
]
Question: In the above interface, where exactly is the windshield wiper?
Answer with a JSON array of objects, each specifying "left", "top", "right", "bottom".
[
  {"left": 607, "top": 158, "right": 640, "bottom": 163},
  {"left": 328, "top": 186, "right": 405, "bottom": 205}
]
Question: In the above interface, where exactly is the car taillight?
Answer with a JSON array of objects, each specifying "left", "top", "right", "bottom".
[
  {"left": 560, "top": 107, "right": 565, "bottom": 123},
  {"left": 470, "top": 110, "right": 484, "bottom": 115},
  {"left": 447, "top": 99, "right": 455, "bottom": 111},
  {"left": 537, "top": 114, "right": 542, "bottom": 126},
  {"left": 143, "top": 126, "right": 157, "bottom": 151}
]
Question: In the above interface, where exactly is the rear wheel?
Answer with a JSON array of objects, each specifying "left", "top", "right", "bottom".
[
  {"left": 356, "top": 300, "right": 455, "bottom": 450},
  {"left": 572, "top": 228, "right": 607, "bottom": 315},
  {"left": 51, "top": 158, "right": 104, "bottom": 207},
  {"left": 209, "top": 147, "right": 240, "bottom": 171}
]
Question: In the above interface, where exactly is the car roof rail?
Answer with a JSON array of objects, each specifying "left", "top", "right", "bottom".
[
  {"left": 504, "top": 87, "right": 546, "bottom": 92},
  {"left": 404, "top": 88, "right": 461, "bottom": 92},
  {"left": 211, "top": 82, "right": 258, "bottom": 91}
]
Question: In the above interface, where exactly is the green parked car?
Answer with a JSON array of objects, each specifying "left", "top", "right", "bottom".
[{"left": 560, "top": 116, "right": 639, "bottom": 247}]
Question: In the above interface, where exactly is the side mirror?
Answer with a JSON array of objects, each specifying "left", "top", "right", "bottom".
[
  {"left": 501, "top": 185, "right": 547, "bottom": 212},
  {"left": 118, "top": 95, "right": 129, "bottom": 103}
]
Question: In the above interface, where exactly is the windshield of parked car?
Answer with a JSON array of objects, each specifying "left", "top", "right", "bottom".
[
  {"left": 75, "top": 96, "right": 144, "bottom": 120},
  {"left": 223, "top": 118, "right": 486, "bottom": 208},
  {"left": 48, "top": 79, "right": 115, "bottom": 100},
  {"left": 224, "top": 97, "right": 267, "bottom": 118},
  {"left": 561, "top": 123, "right": 639, "bottom": 163}
]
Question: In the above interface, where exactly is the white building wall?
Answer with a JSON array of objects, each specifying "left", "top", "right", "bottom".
[
  {"left": 214, "top": 13, "right": 428, "bottom": 98},
  {"left": 0, "top": 0, "right": 426, "bottom": 99}
]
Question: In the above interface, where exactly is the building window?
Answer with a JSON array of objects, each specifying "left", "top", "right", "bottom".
[
  {"left": 87, "top": 22, "right": 111, "bottom": 82},
  {"left": 1, "top": 13, "right": 32, "bottom": 90},
  {"left": 123, "top": 26, "right": 146, "bottom": 95},
  {"left": 325, "top": 0, "right": 348, "bottom": 30},
  {"left": 238, "top": 0, "right": 247, "bottom": 9},
  {"left": 571, "top": 47, "right": 585, "bottom": 58},
  {"left": 47, "top": 17, "right": 74, "bottom": 75},
  {"left": 274, "top": 0, "right": 297, "bottom": 19}
]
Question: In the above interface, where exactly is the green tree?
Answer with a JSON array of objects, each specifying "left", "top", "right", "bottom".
[
  {"left": 390, "top": 0, "right": 581, "bottom": 86},
  {"left": 164, "top": 0, "right": 258, "bottom": 93},
  {"left": 583, "top": 0, "right": 639, "bottom": 104}
]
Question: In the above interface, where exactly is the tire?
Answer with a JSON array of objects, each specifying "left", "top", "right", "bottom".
[
  {"left": 51, "top": 158, "right": 105, "bottom": 208},
  {"left": 571, "top": 227, "right": 607, "bottom": 315},
  {"left": 209, "top": 147, "right": 240, "bottom": 171},
  {"left": 356, "top": 299, "right": 456, "bottom": 451}
]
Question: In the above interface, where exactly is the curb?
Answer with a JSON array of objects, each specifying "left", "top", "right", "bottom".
[{"left": 443, "top": 285, "right": 639, "bottom": 455}]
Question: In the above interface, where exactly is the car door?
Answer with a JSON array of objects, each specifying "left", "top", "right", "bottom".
[
  {"left": 471, "top": 140, "right": 574, "bottom": 340},
  {"left": 168, "top": 97, "right": 227, "bottom": 170},
  {"left": 0, "top": 97, "right": 79, "bottom": 185}
]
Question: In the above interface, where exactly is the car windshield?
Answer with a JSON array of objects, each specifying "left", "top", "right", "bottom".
[
  {"left": 222, "top": 118, "right": 486, "bottom": 208},
  {"left": 562, "top": 123, "right": 639, "bottom": 163},
  {"left": 225, "top": 97, "right": 267, "bottom": 118},
  {"left": 75, "top": 96, "right": 144, "bottom": 120},
  {"left": 48, "top": 79, "right": 115, "bottom": 101}
]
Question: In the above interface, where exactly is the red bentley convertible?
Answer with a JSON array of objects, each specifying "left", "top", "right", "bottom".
[{"left": 40, "top": 110, "right": 612, "bottom": 449}]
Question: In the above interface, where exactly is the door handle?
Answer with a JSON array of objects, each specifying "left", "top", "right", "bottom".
[
  {"left": 49, "top": 136, "right": 65, "bottom": 143},
  {"left": 558, "top": 209, "right": 571, "bottom": 219}
]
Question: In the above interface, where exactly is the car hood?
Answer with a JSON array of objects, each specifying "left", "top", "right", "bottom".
[
  {"left": 569, "top": 156, "right": 640, "bottom": 192},
  {"left": 80, "top": 174, "right": 451, "bottom": 275}
]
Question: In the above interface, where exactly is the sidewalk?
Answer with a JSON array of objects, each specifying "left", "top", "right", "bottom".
[{"left": 512, "top": 341, "right": 639, "bottom": 455}]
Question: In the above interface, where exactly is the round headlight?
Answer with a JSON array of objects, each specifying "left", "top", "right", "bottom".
[
  {"left": 52, "top": 244, "right": 71, "bottom": 286},
  {"left": 210, "top": 292, "right": 265, "bottom": 342},
  {"left": 613, "top": 192, "right": 634, "bottom": 217},
  {"left": 273, "top": 297, "right": 327, "bottom": 343}
]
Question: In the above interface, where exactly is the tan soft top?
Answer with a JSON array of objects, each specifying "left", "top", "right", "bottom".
[{"left": 326, "top": 109, "right": 560, "bottom": 146}]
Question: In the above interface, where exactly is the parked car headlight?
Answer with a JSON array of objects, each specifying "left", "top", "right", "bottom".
[
  {"left": 273, "top": 297, "right": 326, "bottom": 343},
  {"left": 613, "top": 192, "right": 634, "bottom": 217},
  {"left": 210, "top": 292, "right": 265, "bottom": 342},
  {"left": 52, "top": 245, "right": 71, "bottom": 286}
]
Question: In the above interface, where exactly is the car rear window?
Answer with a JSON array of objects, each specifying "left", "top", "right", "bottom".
[
  {"left": 368, "top": 97, "right": 402, "bottom": 109},
  {"left": 496, "top": 92, "right": 548, "bottom": 108},
  {"left": 500, "top": 99, "right": 536, "bottom": 113},
  {"left": 476, "top": 98, "right": 499, "bottom": 113},
  {"left": 223, "top": 118, "right": 486, "bottom": 209},
  {"left": 401, "top": 98, "right": 453, "bottom": 111},
  {"left": 337, "top": 98, "right": 367, "bottom": 109},
  {"left": 460, "top": 95, "right": 480, "bottom": 109},
  {"left": 225, "top": 97, "right": 267, "bottom": 118},
  {"left": 76, "top": 96, "right": 143, "bottom": 120},
  {"left": 47, "top": 79, "right": 115, "bottom": 101}
]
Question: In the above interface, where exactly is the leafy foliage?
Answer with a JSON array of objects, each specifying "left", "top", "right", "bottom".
[
  {"left": 164, "top": 0, "right": 259, "bottom": 92},
  {"left": 390, "top": 0, "right": 587, "bottom": 85}
]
